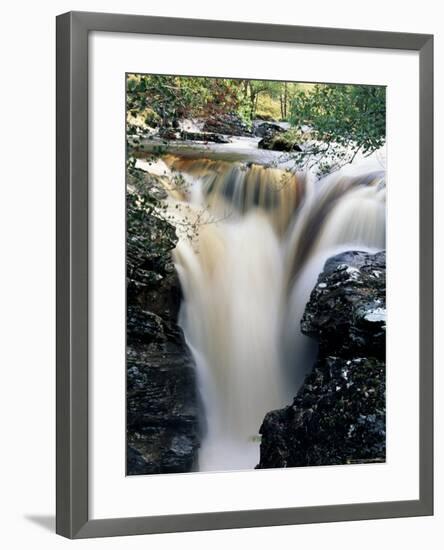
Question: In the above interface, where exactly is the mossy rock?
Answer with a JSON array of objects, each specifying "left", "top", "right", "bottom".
[{"left": 258, "top": 129, "right": 303, "bottom": 152}]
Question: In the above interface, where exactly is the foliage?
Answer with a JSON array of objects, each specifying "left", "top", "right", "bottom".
[
  {"left": 289, "top": 84, "right": 386, "bottom": 174},
  {"left": 126, "top": 75, "right": 310, "bottom": 129},
  {"left": 243, "top": 80, "right": 305, "bottom": 121},
  {"left": 127, "top": 74, "right": 249, "bottom": 130},
  {"left": 255, "top": 93, "right": 282, "bottom": 121}
]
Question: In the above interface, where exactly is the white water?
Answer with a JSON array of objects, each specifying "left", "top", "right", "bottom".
[
  {"left": 175, "top": 212, "right": 287, "bottom": 470},
  {"left": 138, "top": 146, "right": 386, "bottom": 472}
]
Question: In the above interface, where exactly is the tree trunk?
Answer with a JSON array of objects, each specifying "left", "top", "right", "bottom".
[
  {"left": 250, "top": 92, "right": 256, "bottom": 119},
  {"left": 283, "top": 82, "right": 288, "bottom": 119}
]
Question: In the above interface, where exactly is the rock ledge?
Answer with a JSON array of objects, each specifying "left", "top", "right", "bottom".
[{"left": 257, "top": 250, "right": 386, "bottom": 469}]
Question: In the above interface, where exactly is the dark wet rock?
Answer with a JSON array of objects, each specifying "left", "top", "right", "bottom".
[
  {"left": 127, "top": 339, "right": 200, "bottom": 474},
  {"left": 180, "top": 131, "right": 231, "bottom": 144},
  {"left": 258, "top": 356, "right": 385, "bottom": 468},
  {"left": 258, "top": 132, "right": 302, "bottom": 152},
  {"left": 126, "top": 187, "right": 200, "bottom": 475},
  {"left": 202, "top": 113, "right": 252, "bottom": 136},
  {"left": 257, "top": 250, "right": 386, "bottom": 469},
  {"left": 253, "top": 122, "right": 286, "bottom": 138},
  {"left": 127, "top": 194, "right": 179, "bottom": 320},
  {"left": 301, "top": 250, "right": 386, "bottom": 359},
  {"left": 127, "top": 446, "right": 150, "bottom": 474}
]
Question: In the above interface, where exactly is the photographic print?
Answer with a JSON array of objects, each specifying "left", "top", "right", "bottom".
[{"left": 126, "top": 74, "right": 386, "bottom": 476}]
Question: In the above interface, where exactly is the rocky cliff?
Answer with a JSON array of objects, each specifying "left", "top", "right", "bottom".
[
  {"left": 126, "top": 175, "right": 200, "bottom": 475},
  {"left": 257, "top": 250, "right": 386, "bottom": 468}
]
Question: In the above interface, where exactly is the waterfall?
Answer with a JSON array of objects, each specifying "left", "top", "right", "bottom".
[
  {"left": 175, "top": 211, "right": 287, "bottom": 470},
  {"left": 141, "top": 153, "right": 386, "bottom": 472}
]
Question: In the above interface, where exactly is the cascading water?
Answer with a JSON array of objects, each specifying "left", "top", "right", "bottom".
[
  {"left": 138, "top": 149, "right": 386, "bottom": 472},
  {"left": 175, "top": 212, "right": 286, "bottom": 470}
]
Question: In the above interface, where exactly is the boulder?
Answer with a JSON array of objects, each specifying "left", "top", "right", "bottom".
[
  {"left": 301, "top": 250, "right": 386, "bottom": 359},
  {"left": 258, "top": 132, "right": 302, "bottom": 152},
  {"left": 257, "top": 250, "right": 386, "bottom": 469},
  {"left": 257, "top": 355, "right": 385, "bottom": 468},
  {"left": 253, "top": 122, "right": 286, "bottom": 138}
]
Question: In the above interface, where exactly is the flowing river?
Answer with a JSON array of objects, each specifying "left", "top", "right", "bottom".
[{"left": 136, "top": 137, "right": 386, "bottom": 472}]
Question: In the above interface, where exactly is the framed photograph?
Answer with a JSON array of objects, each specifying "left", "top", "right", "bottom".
[{"left": 56, "top": 11, "right": 434, "bottom": 539}]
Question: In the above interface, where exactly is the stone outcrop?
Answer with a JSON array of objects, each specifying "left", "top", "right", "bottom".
[
  {"left": 257, "top": 250, "right": 386, "bottom": 469},
  {"left": 253, "top": 121, "right": 286, "bottom": 138},
  {"left": 258, "top": 131, "right": 302, "bottom": 152},
  {"left": 126, "top": 184, "right": 200, "bottom": 475}
]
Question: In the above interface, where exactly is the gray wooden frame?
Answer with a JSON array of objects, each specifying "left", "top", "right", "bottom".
[{"left": 56, "top": 10, "right": 434, "bottom": 539}]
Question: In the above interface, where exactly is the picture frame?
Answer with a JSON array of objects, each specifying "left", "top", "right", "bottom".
[{"left": 56, "top": 10, "right": 434, "bottom": 539}]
